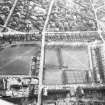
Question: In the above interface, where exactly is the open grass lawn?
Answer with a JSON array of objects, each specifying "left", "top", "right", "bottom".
[{"left": 0, "top": 45, "right": 40, "bottom": 75}]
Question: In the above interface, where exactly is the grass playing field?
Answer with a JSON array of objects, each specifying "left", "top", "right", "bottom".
[{"left": 0, "top": 44, "right": 40, "bottom": 75}]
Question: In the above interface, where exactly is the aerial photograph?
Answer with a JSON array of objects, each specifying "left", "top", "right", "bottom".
[{"left": 0, "top": 0, "right": 105, "bottom": 105}]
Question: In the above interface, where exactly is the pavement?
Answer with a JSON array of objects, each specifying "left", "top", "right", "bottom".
[{"left": 0, "top": 98, "right": 15, "bottom": 105}]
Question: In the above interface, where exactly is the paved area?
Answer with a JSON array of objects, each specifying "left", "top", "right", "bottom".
[{"left": 0, "top": 98, "right": 15, "bottom": 105}]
